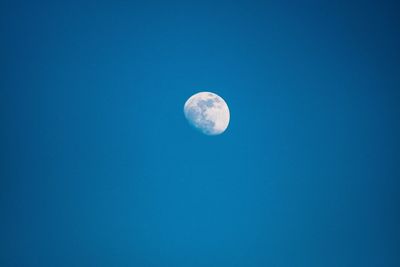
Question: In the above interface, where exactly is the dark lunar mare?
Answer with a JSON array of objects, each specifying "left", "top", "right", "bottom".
[{"left": 185, "top": 99, "right": 216, "bottom": 134}]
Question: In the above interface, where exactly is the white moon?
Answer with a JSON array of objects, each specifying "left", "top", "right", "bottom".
[{"left": 183, "top": 92, "right": 230, "bottom": 135}]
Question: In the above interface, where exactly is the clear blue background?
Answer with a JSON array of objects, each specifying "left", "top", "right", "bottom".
[{"left": 1, "top": 0, "right": 399, "bottom": 266}]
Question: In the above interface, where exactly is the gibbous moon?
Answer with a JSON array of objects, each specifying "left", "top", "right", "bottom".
[{"left": 184, "top": 92, "right": 230, "bottom": 135}]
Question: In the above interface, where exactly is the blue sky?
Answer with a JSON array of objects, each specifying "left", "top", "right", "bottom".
[{"left": 1, "top": 0, "right": 399, "bottom": 266}]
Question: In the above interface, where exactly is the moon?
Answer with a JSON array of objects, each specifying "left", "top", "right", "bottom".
[{"left": 184, "top": 92, "right": 230, "bottom": 135}]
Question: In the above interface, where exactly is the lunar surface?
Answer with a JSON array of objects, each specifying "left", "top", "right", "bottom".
[{"left": 184, "top": 92, "right": 230, "bottom": 135}]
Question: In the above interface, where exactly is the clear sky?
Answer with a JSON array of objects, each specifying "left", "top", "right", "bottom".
[{"left": 1, "top": 0, "right": 399, "bottom": 266}]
